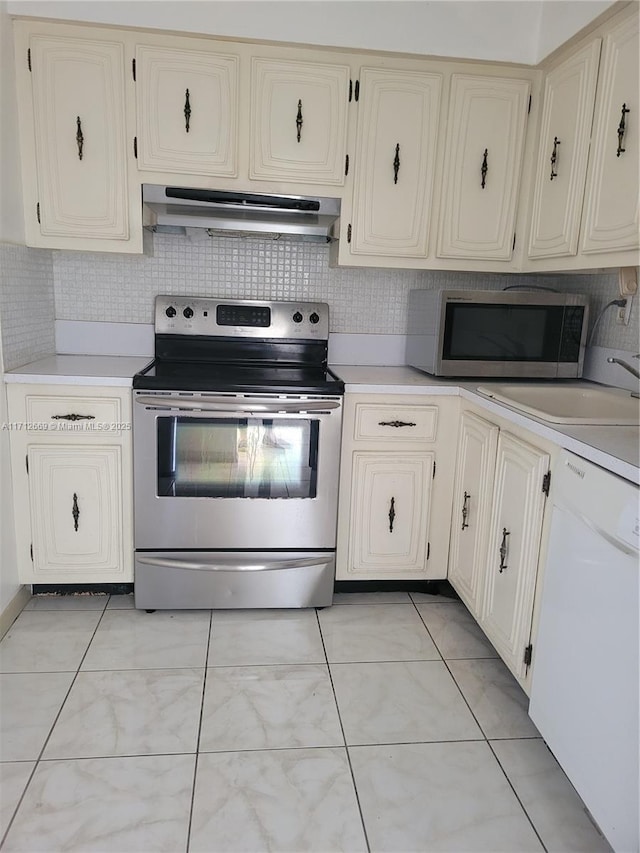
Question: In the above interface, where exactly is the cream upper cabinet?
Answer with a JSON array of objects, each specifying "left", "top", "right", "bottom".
[
  {"left": 437, "top": 74, "right": 531, "bottom": 260},
  {"left": 528, "top": 40, "right": 601, "bottom": 259},
  {"left": 14, "top": 22, "right": 142, "bottom": 252},
  {"left": 250, "top": 58, "right": 349, "bottom": 185},
  {"left": 135, "top": 44, "right": 239, "bottom": 177},
  {"left": 580, "top": 11, "right": 640, "bottom": 255},
  {"left": 349, "top": 67, "right": 442, "bottom": 257},
  {"left": 481, "top": 432, "right": 549, "bottom": 682}
]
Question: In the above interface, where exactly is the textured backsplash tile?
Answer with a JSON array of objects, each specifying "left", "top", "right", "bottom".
[{"left": 0, "top": 243, "right": 55, "bottom": 370}]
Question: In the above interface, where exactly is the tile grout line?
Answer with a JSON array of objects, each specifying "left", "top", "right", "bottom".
[
  {"left": 315, "top": 607, "right": 372, "bottom": 853},
  {"left": 185, "top": 608, "right": 214, "bottom": 853},
  {"left": 0, "top": 596, "right": 111, "bottom": 850}
]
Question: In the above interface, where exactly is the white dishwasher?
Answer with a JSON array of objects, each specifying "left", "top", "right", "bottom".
[{"left": 529, "top": 450, "right": 639, "bottom": 853}]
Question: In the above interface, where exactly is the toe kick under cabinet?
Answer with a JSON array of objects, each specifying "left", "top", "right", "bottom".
[
  {"left": 336, "top": 394, "right": 459, "bottom": 581},
  {"left": 6, "top": 384, "right": 133, "bottom": 585}
]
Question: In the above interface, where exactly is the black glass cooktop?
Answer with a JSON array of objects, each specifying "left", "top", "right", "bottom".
[{"left": 133, "top": 359, "right": 344, "bottom": 395}]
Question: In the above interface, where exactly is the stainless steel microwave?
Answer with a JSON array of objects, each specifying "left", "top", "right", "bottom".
[{"left": 406, "top": 289, "right": 589, "bottom": 378}]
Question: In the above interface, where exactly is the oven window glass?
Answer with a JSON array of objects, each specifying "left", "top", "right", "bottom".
[
  {"left": 443, "top": 304, "right": 565, "bottom": 361},
  {"left": 157, "top": 417, "right": 319, "bottom": 498}
]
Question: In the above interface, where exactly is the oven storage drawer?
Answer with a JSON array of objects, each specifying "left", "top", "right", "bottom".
[
  {"left": 134, "top": 550, "right": 335, "bottom": 609},
  {"left": 352, "top": 403, "right": 438, "bottom": 444}
]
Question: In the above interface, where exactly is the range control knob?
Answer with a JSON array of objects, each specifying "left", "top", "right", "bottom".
[
  {"left": 309, "top": 312, "right": 320, "bottom": 325},
  {"left": 183, "top": 306, "right": 194, "bottom": 319},
  {"left": 165, "top": 306, "right": 177, "bottom": 318},
  {"left": 292, "top": 311, "right": 303, "bottom": 323}
]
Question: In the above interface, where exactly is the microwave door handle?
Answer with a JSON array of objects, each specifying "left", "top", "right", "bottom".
[
  {"left": 134, "top": 395, "right": 340, "bottom": 414},
  {"left": 136, "top": 555, "right": 331, "bottom": 572}
]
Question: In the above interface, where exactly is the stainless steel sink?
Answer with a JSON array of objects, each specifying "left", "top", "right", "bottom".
[{"left": 476, "top": 383, "right": 640, "bottom": 425}]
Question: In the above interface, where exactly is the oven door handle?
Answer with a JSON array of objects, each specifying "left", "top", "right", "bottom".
[
  {"left": 136, "top": 555, "right": 331, "bottom": 573},
  {"left": 134, "top": 395, "right": 340, "bottom": 414}
]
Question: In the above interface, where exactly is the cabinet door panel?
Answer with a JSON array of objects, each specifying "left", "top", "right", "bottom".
[
  {"left": 349, "top": 453, "right": 433, "bottom": 575},
  {"left": 580, "top": 13, "right": 639, "bottom": 254},
  {"left": 351, "top": 68, "right": 442, "bottom": 256},
  {"left": 29, "top": 34, "right": 129, "bottom": 240},
  {"left": 29, "top": 446, "right": 124, "bottom": 576},
  {"left": 528, "top": 40, "right": 601, "bottom": 258},
  {"left": 437, "top": 75, "right": 530, "bottom": 260},
  {"left": 250, "top": 58, "right": 349, "bottom": 185},
  {"left": 137, "top": 45, "right": 238, "bottom": 176},
  {"left": 481, "top": 433, "right": 549, "bottom": 679},
  {"left": 448, "top": 413, "right": 498, "bottom": 614}
]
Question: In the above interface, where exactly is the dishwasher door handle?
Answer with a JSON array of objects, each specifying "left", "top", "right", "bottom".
[
  {"left": 136, "top": 555, "right": 331, "bottom": 573},
  {"left": 135, "top": 395, "right": 340, "bottom": 414}
]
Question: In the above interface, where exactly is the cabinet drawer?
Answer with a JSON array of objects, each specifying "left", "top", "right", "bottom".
[
  {"left": 353, "top": 404, "right": 438, "bottom": 443},
  {"left": 24, "top": 394, "right": 123, "bottom": 432}
]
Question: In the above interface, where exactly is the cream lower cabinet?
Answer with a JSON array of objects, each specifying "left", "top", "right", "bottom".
[
  {"left": 448, "top": 410, "right": 550, "bottom": 688},
  {"left": 336, "top": 394, "right": 458, "bottom": 581},
  {"left": 6, "top": 384, "right": 133, "bottom": 585}
]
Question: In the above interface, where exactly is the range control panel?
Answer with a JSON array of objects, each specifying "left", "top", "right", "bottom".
[{"left": 155, "top": 296, "right": 329, "bottom": 340}]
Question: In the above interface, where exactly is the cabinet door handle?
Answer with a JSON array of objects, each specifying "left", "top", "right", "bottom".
[
  {"left": 481, "top": 148, "right": 488, "bottom": 189},
  {"left": 50, "top": 414, "right": 96, "bottom": 421},
  {"left": 296, "top": 99, "right": 303, "bottom": 143},
  {"left": 393, "top": 143, "right": 400, "bottom": 184},
  {"left": 76, "top": 116, "right": 84, "bottom": 161},
  {"left": 184, "top": 89, "right": 191, "bottom": 133},
  {"left": 550, "top": 136, "right": 561, "bottom": 180},
  {"left": 72, "top": 493, "right": 80, "bottom": 532},
  {"left": 388, "top": 496, "right": 396, "bottom": 533},
  {"left": 378, "top": 420, "right": 416, "bottom": 428},
  {"left": 461, "top": 491, "right": 470, "bottom": 530},
  {"left": 617, "top": 103, "right": 630, "bottom": 156},
  {"left": 498, "top": 527, "right": 510, "bottom": 572}
]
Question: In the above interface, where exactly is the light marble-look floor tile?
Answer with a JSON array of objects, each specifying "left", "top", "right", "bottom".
[
  {"left": 332, "top": 592, "right": 411, "bottom": 605},
  {"left": 0, "top": 762, "right": 35, "bottom": 837},
  {"left": 207, "top": 609, "right": 325, "bottom": 666},
  {"left": 350, "top": 741, "right": 543, "bottom": 852},
  {"left": 200, "top": 664, "right": 342, "bottom": 752},
  {"left": 416, "top": 601, "right": 499, "bottom": 659},
  {"left": 0, "top": 611, "right": 102, "bottom": 673},
  {"left": 331, "top": 660, "right": 482, "bottom": 745},
  {"left": 449, "top": 658, "right": 540, "bottom": 739},
  {"left": 491, "top": 739, "right": 612, "bottom": 852},
  {"left": 24, "top": 595, "right": 108, "bottom": 612},
  {"left": 0, "top": 673, "right": 75, "bottom": 761},
  {"left": 190, "top": 748, "right": 367, "bottom": 852},
  {"left": 410, "top": 590, "right": 459, "bottom": 604},
  {"left": 43, "top": 668, "right": 204, "bottom": 759},
  {"left": 319, "top": 603, "right": 440, "bottom": 662},
  {"left": 2, "top": 754, "right": 195, "bottom": 852},
  {"left": 81, "top": 610, "right": 210, "bottom": 670},
  {"left": 105, "top": 594, "right": 135, "bottom": 610}
]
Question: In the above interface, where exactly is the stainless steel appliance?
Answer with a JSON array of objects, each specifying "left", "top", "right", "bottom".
[
  {"left": 133, "top": 296, "right": 344, "bottom": 609},
  {"left": 406, "top": 289, "right": 589, "bottom": 378}
]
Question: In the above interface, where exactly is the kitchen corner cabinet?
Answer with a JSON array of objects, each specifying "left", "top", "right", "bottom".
[
  {"left": 250, "top": 58, "right": 350, "bottom": 185},
  {"left": 13, "top": 21, "right": 142, "bottom": 253},
  {"left": 336, "top": 394, "right": 458, "bottom": 581},
  {"left": 6, "top": 385, "right": 133, "bottom": 585},
  {"left": 436, "top": 74, "right": 531, "bottom": 261},
  {"left": 135, "top": 43, "right": 239, "bottom": 177},
  {"left": 348, "top": 67, "right": 442, "bottom": 257}
]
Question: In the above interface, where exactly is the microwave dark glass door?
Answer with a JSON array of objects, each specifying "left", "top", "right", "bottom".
[
  {"left": 443, "top": 304, "right": 582, "bottom": 362},
  {"left": 156, "top": 416, "right": 319, "bottom": 498}
]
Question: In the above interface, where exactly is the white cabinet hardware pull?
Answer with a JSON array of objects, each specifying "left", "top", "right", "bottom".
[
  {"left": 76, "top": 116, "right": 84, "bottom": 160},
  {"left": 72, "top": 493, "right": 80, "bottom": 532},
  {"left": 481, "top": 148, "right": 488, "bottom": 188},
  {"left": 51, "top": 413, "right": 96, "bottom": 421},
  {"left": 388, "top": 496, "right": 396, "bottom": 532},
  {"left": 378, "top": 420, "right": 416, "bottom": 428},
  {"left": 393, "top": 143, "right": 400, "bottom": 183},
  {"left": 499, "top": 527, "right": 510, "bottom": 572},
  {"left": 184, "top": 89, "right": 191, "bottom": 133},
  {"left": 296, "top": 99, "right": 303, "bottom": 142},
  {"left": 461, "top": 491, "right": 470, "bottom": 530},
  {"left": 617, "top": 103, "right": 630, "bottom": 156},
  {"left": 550, "top": 136, "right": 561, "bottom": 180}
]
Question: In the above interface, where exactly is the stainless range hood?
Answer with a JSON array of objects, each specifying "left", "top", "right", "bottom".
[{"left": 142, "top": 185, "right": 340, "bottom": 241}]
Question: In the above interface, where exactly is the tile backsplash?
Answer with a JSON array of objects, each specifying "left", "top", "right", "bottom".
[{"left": 51, "top": 233, "right": 638, "bottom": 351}]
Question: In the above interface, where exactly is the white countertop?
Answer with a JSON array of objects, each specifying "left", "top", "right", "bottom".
[
  {"left": 331, "top": 365, "right": 640, "bottom": 485},
  {"left": 3, "top": 355, "right": 151, "bottom": 387}
]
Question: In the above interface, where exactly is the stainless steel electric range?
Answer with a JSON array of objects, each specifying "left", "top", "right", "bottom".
[{"left": 132, "top": 296, "right": 344, "bottom": 610}]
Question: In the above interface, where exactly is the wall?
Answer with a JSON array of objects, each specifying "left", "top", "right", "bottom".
[
  {"left": 0, "top": 0, "right": 24, "bottom": 244},
  {"left": 6, "top": 0, "right": 617, "bottom": 66}
]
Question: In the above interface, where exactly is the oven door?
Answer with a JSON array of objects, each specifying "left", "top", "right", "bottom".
[{"left": 133, "top": 392, "right": 343, "bottom": 550}]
